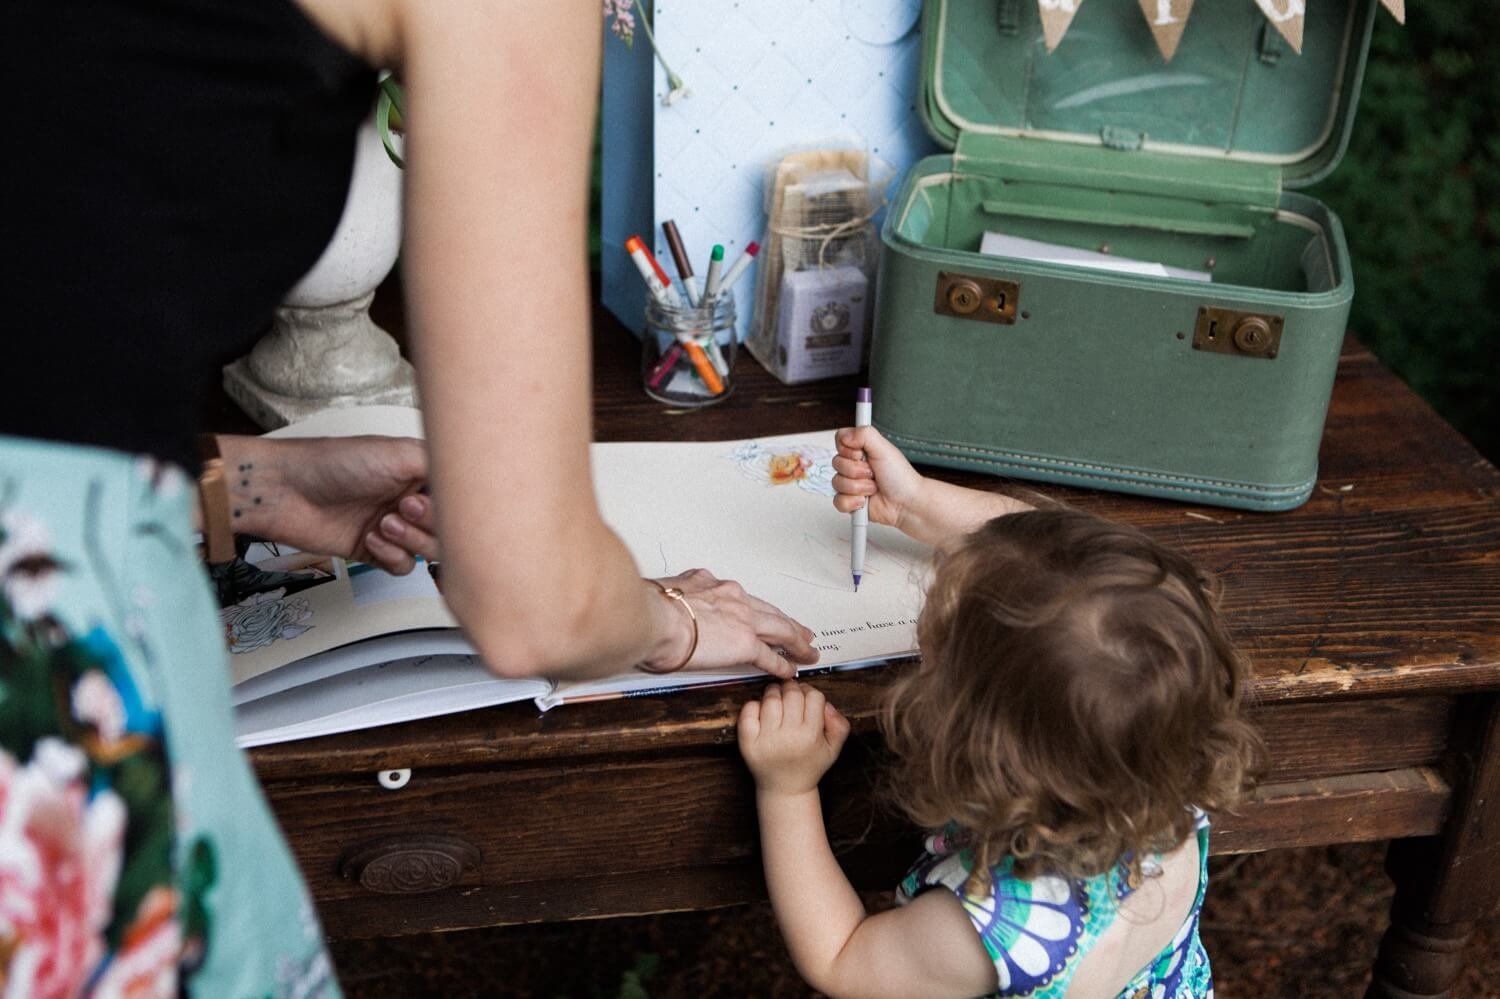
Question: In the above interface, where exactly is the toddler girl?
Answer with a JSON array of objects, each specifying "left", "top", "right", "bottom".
[{"left": 737, "top": 425, "right": 1263, "bottom": 999}]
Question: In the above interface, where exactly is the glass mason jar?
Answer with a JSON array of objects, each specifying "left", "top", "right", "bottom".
[{"left": 641, "top": 290, "right": 736, "bottom": 407}]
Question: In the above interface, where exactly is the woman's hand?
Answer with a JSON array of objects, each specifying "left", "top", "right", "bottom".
[
  {"left": 738, "top": 680, "right": 850, "bottom": 796},
  {"left": 832, "top": 425, "right": 926, "bottom": 530},
  {"left": 215, "top": 435, "right": 438, "bottom": 574},
  {"left": 643, "top": 569, "right": 820, "bottom": 679}
]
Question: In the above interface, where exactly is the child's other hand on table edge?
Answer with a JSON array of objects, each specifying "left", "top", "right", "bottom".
[{"left": 738, "top": 680, "right": 850, "bottom": 797}]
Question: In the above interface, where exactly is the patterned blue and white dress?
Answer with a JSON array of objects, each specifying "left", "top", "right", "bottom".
[
  {"left": 896, "top": 812, "right": 1214, "bottom": 999},
  {"left": 0, "top": 437, "right": 337, "bottom": 997}
]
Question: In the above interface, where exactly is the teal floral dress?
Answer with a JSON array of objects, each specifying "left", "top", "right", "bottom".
[
  {"left": 896, "top": 812, "right": 1213, "bottom": 999},
  {"left": 0, "top": 435, "right": 338, "bottom": 997}
]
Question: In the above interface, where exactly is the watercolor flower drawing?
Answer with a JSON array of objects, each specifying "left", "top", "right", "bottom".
[
  {"left": 727, "top": 441, "right": 836, "bottom": 497},
  {"left": 220, "top": 588, "right": 314, "bottom": 654},
  {"left": 769, "top": 452, "right": 811, "bottom": 485}
]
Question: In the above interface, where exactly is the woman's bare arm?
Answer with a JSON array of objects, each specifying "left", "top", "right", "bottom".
[{"left": 291, "top": 0, "right": 817, "bottom": 680}]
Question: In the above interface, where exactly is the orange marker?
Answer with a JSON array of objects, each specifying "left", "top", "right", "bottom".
[
  {"left": 626, "top": 235, "right": 722, "bottom": 394},
  {"left": 682, "top": 340, "right": 724, "bottom": 394}
]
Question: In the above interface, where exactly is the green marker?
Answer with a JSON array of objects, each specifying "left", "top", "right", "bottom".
[{"left": 700, "top": 244, "right": 726, "bottom": 307}]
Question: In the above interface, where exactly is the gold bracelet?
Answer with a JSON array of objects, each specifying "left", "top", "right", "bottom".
[{"left": 639, "top": 578, "right": 698, "bottom": 674}]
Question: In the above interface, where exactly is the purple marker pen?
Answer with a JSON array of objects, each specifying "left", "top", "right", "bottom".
[{"left": 851, "top": 387, "right": 872, "bottom": 591}]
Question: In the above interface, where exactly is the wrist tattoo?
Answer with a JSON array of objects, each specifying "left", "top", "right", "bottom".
[{"left": 229, "top": 462, "right": 264, "bottom": 521}]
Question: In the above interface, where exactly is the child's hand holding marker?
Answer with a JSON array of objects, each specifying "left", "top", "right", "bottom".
[
  {"left": 832, "top": 424, "right": 936, "bottom": 532},
  {"left": 832, "top": 424, "right": 1036, "bottom": 550}
]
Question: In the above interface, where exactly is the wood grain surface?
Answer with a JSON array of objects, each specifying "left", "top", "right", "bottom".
[
  {"left": 244, "top": 296, "right": 1500, "bottom": 970},
  {"left": 252, "top": 315, "right": 1500, "bottom": 778}
]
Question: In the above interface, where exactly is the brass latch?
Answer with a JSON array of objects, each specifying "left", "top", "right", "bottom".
[
  {"left": 1192, "top": 307, "right": 1283, "bottom": 360},
  {"left": 934, "top": 272, "right": 1019, "bottom": 325}
]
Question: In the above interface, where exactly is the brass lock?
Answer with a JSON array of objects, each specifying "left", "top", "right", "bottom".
[
  {"left": 1232, "top": 316, "right": 1274, "bottom": 355},
  {"left": 947, "top": 279, "right": 984, "bottom": 315},
  {"left": 1192, "top": 307, "right": 1283, "bottom": 360},
  {"left": 934, "top": 272, "right": 1019, "bottom": 325}
]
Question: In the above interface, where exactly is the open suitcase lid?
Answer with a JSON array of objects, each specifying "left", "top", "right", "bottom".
[{"left": 920, "top": 0, "right": 1378, "bottom": 205}]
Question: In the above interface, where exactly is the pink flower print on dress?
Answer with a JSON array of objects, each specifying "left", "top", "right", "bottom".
[
  {"left": 71, "top": 669, "right": 155, "bottom": 766},
  {"left": 132, "top": 455, "right": 188, "bottom": 500},
  {"left": 72, "top": 670, "right": 127, "bottom": 746},
  {"left": 0, "top": 510, "right": 64, "bottom": 621},
  {"left": 0, "top": 740, "right": 127, "bottom": 999},
  {"left": 91, "top": 886, "right": 183, "bottom": 999}
]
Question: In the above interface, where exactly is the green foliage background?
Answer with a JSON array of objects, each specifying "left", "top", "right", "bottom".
[
  {"left": 591, "top": 4, "right": 1499, "bottom": 462},
  {"left": 1310, "top": 2, "right": 1500, "bottom": 461}
]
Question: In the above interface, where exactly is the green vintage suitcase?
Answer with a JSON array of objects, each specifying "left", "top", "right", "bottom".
[{"left": 870, "top": 0, "right": 1377, "bottom": 510}]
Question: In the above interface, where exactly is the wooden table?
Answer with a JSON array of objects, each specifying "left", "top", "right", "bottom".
[{"left": 248, "top": 307, "right": 1500, "bottom": 999}]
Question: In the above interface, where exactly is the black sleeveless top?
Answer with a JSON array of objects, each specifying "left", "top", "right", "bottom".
[{"left": 3, "top": 0, "right": 377, "bottom": 470}]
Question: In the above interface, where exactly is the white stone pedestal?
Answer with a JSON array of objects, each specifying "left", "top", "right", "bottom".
[
  {"left": 223, "top": 294, "right": 417, "bottom": 428},
  {"left": 224, "top": 114, "right": 414, "bottom": 429}
]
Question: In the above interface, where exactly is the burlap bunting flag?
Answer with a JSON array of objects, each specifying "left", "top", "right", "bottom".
[
  {"left": 1037, "top": 0, "right": 1083, "bottom": 52},
  {"left": 1253, "top": 0, "right": 1306, "bottom": 53},
  {"left": 1036, "top": 0, "right": 1406, "bottom": 57},
  {"left": 1137, "top": 0, "right": 1196, "bottom": 61}
]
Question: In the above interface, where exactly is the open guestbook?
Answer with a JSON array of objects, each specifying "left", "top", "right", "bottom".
[{"left": 224, "top": 407, "right": 931, "bottom": 747}]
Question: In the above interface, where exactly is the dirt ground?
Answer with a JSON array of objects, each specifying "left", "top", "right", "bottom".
[{"left": 330, "top": 840, "right": 1499, "bottom": 998}]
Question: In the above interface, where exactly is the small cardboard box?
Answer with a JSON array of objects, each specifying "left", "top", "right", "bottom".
[
  {"left": 770, "top": 265, "right": 870, "bottom": 383},
  {"left": 870, "top": 0, "right": 1377, "bottom": 510}
]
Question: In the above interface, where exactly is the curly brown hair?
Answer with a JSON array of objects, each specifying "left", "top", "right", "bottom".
[{"left": 881, "top": 507, "right": 1264, "bottom": 888}]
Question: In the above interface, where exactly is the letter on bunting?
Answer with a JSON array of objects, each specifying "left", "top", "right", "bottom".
[
  {"left": 1037, "top": 0, "right": 1083, "bottom": 52},
  {"left": 1138, "top": 0, "right": 1195, "bottom": 61}
]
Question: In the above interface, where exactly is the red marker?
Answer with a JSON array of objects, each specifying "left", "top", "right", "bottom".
[
  {"left": 711, "top": 241, "right": 760, "bottom": 303},
  {"left": 646, "top": 343, "right": 684, "bottom": 389}
]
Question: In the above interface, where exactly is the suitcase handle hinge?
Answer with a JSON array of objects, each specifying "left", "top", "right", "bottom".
[{"left": 1100, "top": 126, "right": 1146, "bottom": 151}]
